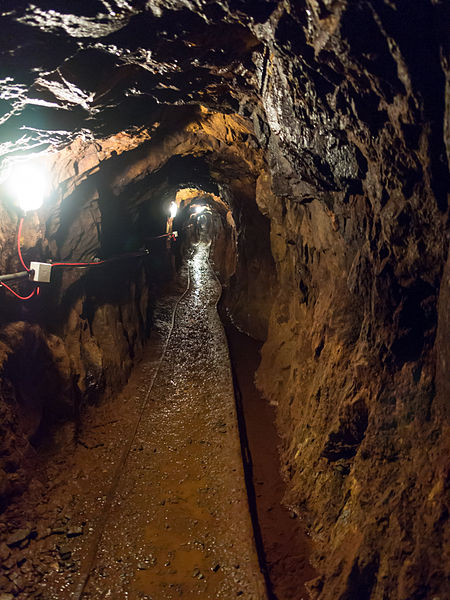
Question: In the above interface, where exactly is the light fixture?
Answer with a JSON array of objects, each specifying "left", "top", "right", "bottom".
[
  {"left": 6, "top": 162, "right": 49, "bottom": 213},
  {"left": 169, "top": 201, "right": 178, "bottom": 218},
  {"left": 194, "top": 205, "right": 205, "bottom": 214}
]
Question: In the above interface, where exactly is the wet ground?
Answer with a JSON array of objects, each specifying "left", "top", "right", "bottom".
[
  {"left": 224, "top": 328, "right": 316, "bottom": 600},
  {"left": 0, "top": 242, "right": 266, "bottom": 599},
  {"left": 78, "top": 241, "right": 266, "bottom": 599}
]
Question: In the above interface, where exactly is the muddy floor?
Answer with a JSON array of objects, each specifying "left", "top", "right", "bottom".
[
  {"left": 0, "top": 240, "right": 316, "bottom": 600},
  {"left": 0, "top": 242, "right": 267, "bottom": 600}
]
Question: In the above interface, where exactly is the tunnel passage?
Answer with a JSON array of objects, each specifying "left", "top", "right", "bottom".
[{"left": 0, "top": 3, "right": 449, "bottom": 600}]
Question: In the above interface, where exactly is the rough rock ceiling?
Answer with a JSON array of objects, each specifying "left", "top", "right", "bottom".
[
  {"left": 0, "top": 0, "right": 264, "bottom": 167},
  {"left": 0, "top": 4, "right": 449, "bottom": 600},
  {"left": 2, "top": 0, "right": 447, "bottom": 210}
]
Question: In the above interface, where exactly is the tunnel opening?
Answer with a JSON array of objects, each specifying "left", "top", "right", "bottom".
[{"left": 165, "top": 185, "right": 315, "bottom": 598}]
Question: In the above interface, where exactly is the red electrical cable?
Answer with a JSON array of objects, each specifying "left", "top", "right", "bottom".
[
  {"left": 0, "top": 218, "right": 40, "bottom": 300},
  {"left": 4, "top": 219, "right": 148, "bottom": 301},
  {"left": 51, "top": 251, "right": 147, "bottom": 268},
  {"left": 17, "top": 217, "right": 30, "bottom": 272},
  {"left": 0, "top": 281, "right": 37, "bottom": 300},
  {"left": 51, "top": 260, "right": 106, "bottom": 267}
]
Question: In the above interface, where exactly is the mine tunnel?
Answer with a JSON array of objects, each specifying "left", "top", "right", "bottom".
[{"left": 0, "top": 2, "right": 448, "bottom": 600}]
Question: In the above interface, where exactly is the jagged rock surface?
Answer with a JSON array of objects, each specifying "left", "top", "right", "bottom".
[{"left": 0, "top": 2, "right": 448, "bottom": 599}]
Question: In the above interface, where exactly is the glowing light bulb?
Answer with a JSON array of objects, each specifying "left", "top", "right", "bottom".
[
  {"left": 169, "top": 201, "right": 178, "bottom": 218},
  {"left": 194, "top": 205, "right": 205, "bottom": 214},
  {"left": 6, "top": 162, "right": 49, "bottom": 212}
]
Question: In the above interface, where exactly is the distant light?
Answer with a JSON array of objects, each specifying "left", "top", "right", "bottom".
[
  {"left": 194, "top": 205, "right": 205, "bottom": 214},
  {"left": 169, "top": 201, "right": 178, "bottom": 218},
  {"left": 6, "top": 162, "right": 49, "bottom": 213}
]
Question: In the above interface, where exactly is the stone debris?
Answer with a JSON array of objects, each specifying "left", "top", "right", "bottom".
[
  {"left": 66, "top": 526, "right": 83, "bottom": 538},
  {"left": 192, "top": 567, "right": 205, "bottom": 579},
  {"left": 6, "top": 529, "right": 33, "bottom": 548}
]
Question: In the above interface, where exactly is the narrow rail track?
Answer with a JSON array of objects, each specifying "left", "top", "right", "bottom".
[{"left": 74, "top": 259, "right": 192, "bottom": 600}]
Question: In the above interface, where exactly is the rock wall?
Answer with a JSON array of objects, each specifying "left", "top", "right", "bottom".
[
  {"left": 251, "top": 3, "right": 449, "bottom": 599},
  {"left": 221, "top": 179, "right": 276, "bottom": 341},
  {"left": 256, "top": 183, "right": 449, "bottom": 599},
  {"left": 0, "top": 1, "right": 448, "bottom": 598},
  {"left": 0, "top": 150, "right": 156, "bottom": 511}
]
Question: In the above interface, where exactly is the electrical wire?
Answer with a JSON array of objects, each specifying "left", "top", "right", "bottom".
[
  {"left": 145, "top": 232, "right": 177, "bottom": 241},
  {"left": 0, "top": 218, "right": 39, "bottom": 300},
  {"left": 4, "top": 218, "right": 165, "bottom": 301},
  {"left": 0, "top": 271, "right": 29, "bottom": 283},
  {"left": 51, "top": 250, "right": 148, "bottom": 268},
  {"left": 17, "top": 217, "right": 30, "bottom": 272},
  {"left": 0, "top": 281, "right": 38, "bottom": 300},
  {"left": 51, "top": 260, "right": 106, "bottom": 267}
]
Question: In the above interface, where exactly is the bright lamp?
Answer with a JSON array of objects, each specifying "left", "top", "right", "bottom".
[
  {"left": 169, "top": 201, "right": 178, "bottom": 218},
  {"left": 6, "top": 163, "right": 49, "bottom": 212}
]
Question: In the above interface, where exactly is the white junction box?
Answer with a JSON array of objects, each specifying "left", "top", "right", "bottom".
[{"left": 30, "top": 262, "right": 52, "bottom": 283}]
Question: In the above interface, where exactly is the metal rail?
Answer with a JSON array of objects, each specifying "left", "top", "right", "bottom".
[{"left": 74, "top": 260, "right": 192, "bottom": 600}]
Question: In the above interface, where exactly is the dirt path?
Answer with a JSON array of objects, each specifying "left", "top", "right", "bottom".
[
  {"left": 80, "top": 241, "right": 266, "bottom": 599},
  {"left": 0, "top": 242, "right": 267, "bottom": 599}
]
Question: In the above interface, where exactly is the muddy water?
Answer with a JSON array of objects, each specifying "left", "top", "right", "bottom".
[
  {"left": 78, "top": 241, "right": 266, "bottom": 599},
  {"left": 225, "top": 328, "right": 316, "bottom": 600}
]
